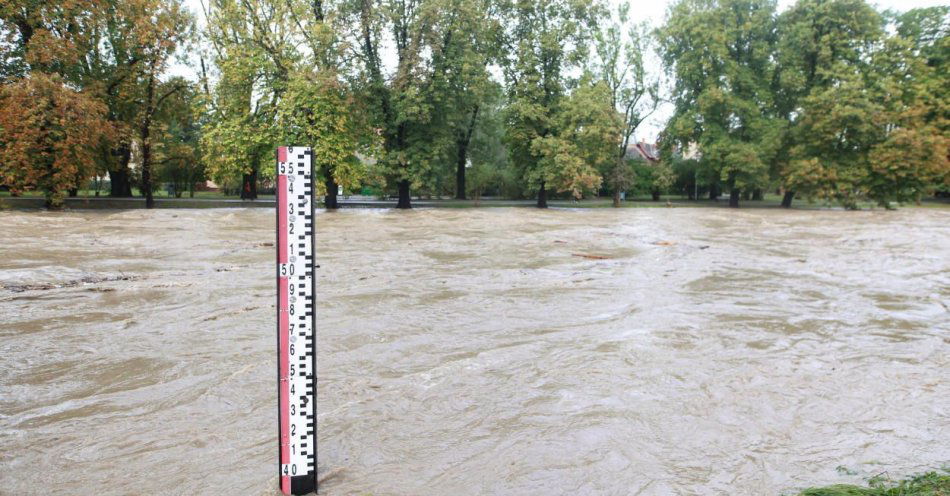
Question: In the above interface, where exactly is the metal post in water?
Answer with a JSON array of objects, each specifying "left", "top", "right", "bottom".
[{"left": 276, "top": 146, "right": 317, "bottom": 494}]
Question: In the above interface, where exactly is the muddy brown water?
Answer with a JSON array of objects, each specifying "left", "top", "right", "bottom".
[{"left": 0, "top": 208, "right": 948, "bottom": 495}]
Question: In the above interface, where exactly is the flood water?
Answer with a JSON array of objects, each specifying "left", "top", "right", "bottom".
[{"left": 1, "top": 207, "right": 948, "bottom": 495}]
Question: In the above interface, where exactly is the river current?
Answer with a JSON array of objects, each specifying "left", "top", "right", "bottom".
[{"left": 1, "top": 207, "right": 947, "bottom": 495}]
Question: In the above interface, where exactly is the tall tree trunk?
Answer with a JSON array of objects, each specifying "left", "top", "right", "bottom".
[
  {"left": 109, "top": 146, "right": 133, "bottom": 197},
  {"left": 537, "top": 182, "right": 548, "bottom": 208},
  {"left": 709, "top": 183, "right": 719, "bottom": 200},
  {"left": 40, "top": 129, "right": 60, "bottom": 209},
  {"left": 455, "top": 144, "right": 467, "bottom": 200},
  {"left": 240, "top": 170, "right": 258, "bottom": 200},
  {"left": 651, "top": 190, "right": 661, "bottom": 201},
  {"left": 141, "top": 139, "right": 153, "bottom": 209},
  {"left": 140, "top": 61, "right": 185, "bottom": 209},
  {"left": 781, "top": 190, "right": 795, "bottom": 208},
  {"left": 729, "top": 188, "right": 740, "bottom": 208},
  {"left": 396, "top": 180, "right": 411, "bottom": 209},
  {"left": 610, "top": 155, "right": 625, "bottom": 208},
  {"left": 454, "top": 106, "right": 479, "bottom": 200},
  {"left": 752, "top": 188, "right": 763, "bottom": 201},
  {"left": 141, "top": 64, "right": 156, "bottom": 209},
  {"left": 141, "top": 142, "right": 154, "bottom": 209},
  {"left": 324, "top": 172, "right": 338, "bottom": 209}
]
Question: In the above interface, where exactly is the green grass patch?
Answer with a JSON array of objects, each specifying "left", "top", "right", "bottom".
[{"left": 797, "top": 471, "right": 950, "bottom": 496}]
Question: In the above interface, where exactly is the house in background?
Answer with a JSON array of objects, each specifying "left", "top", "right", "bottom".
[
  {"left": 625, "top": 140, "right": 660, "bottom": 163},
  {"left": 625, "top": 140, "right": 701, "bottom": 162}
]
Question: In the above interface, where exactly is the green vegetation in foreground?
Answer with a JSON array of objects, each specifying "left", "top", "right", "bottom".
[{"left": 797, "top": 471, "right": 950, "bottom": 496}]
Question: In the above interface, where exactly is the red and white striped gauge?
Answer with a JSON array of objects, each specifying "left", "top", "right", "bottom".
[{"left": 276, "top": 146, "right": 317, "bottom": 495}]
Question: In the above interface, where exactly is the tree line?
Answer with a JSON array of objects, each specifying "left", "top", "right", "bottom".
[{"left": 1, "top": 0, "right": 947, "bottom": 209}]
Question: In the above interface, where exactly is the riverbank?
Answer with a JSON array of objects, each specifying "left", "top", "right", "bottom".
[
  {"left": 2, "top": 194, "right": 948, "bottom": 210},
  {"left": 797, "top": 470, "right": 950, "bottom": 495}
]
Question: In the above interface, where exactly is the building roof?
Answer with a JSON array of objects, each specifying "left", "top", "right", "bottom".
[{"left": 626, "top": 141, "right": 660, "bottom": 162}]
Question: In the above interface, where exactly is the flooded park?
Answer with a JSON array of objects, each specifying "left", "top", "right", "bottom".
[{"left": 0, "top": 207, "right": 948, "bottom": 495}]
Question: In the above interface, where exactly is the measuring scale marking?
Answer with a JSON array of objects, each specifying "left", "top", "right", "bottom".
[{"left": 276, "top": 146, "right": 316, "bottom": 495}]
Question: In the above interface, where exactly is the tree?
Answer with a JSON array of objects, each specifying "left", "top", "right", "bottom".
[
  {"left": 0, "top": 0, "right": 103, "bottom": 82},
  {"left": 344, "top": 0, "right": 503, "bottom": 207},
  {"left": 278, "top": 71, "right": 376, "bottom": 209},
  {"left": 155, "top": 83, "right": 204, "bottom": 198},
  {"left": 503, "top": 0, "right": 599, "bottom": 208},
  {"left": 864, "top": 19, "right": 950, "bottom": 206},
  {"left": 348, "top": 0, "right": 454, "bottom": 208},
  {"left": 594, "top": 4, "right": 660, "bottom": 207},
  {"left": 633, "top": 157, "right": 676, "bottom": 201},
  {"left": 83, "top": 0, "right": 167, "bottom": 198},
  {"left": 670, "top": 154, "right": 702, "bottom": 199},
  {"left": 894, "top": 6, "right": 949, "bottom": 70},
  {"left": 200, "top": 55, "right": 276, "bottom": 201},
  {"left": 783, "top": 72, "right": 882, "bottom": 208},
  {"left": 279, "top": 0, "right": 377, "bottom": 208},
  {"left": 774, "top": 0, "right": 883, "bottom": 207},
  {"left": 659, "top": 0, "right": 781, "bottom": 208},
  {"left": 200, "top": 0, "right": 293, "bottom": 200},
  {"left": 431, "top": 0, "right": 502, "bottom": 200},
  {"left": 0, "top": 0, "right": 131, "bottom": 196},
  {"left": 466, "top": 85, "right": 517, "bottom": 199},
  {"left": 122, "top": 0, "right": 194, "bottom": 209},
  {"left": 867, "top": 121, "right": 949, "bottom": 206},
  {"left": 530, "top": 78, "right": 620, "bottom": 200},
  {"left": 0, "top": 0, "right": 195, "bottom": 199},
  {"left": 0, "top": 74, "right": 113, "bottom": 208},
  {"left": 886, "top": 7, "right": 950, "bottom": 200}
]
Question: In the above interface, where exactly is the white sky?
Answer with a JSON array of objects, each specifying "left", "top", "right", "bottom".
[{"left": 174, "top": 0, "right": 948, "bottom": 140}]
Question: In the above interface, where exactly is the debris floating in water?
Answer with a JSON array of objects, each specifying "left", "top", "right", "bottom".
[
  {"left": 572, "top": 253, "right": 610, "bottom": 260},
  {"left": 1, "top": 274, "right": 139, "bottom": 293}
]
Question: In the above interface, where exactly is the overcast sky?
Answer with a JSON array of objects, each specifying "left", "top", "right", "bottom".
[{"left": 176, "top": 0, "right": 948, "bottom": 140}]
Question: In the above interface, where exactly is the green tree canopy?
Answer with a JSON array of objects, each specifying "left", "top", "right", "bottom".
[
  {"left": 503, "top": 0, "right": 600, "bottom": 207},
  {"left": 659, "top": 0, "right": 781, "bottom": 208}
]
